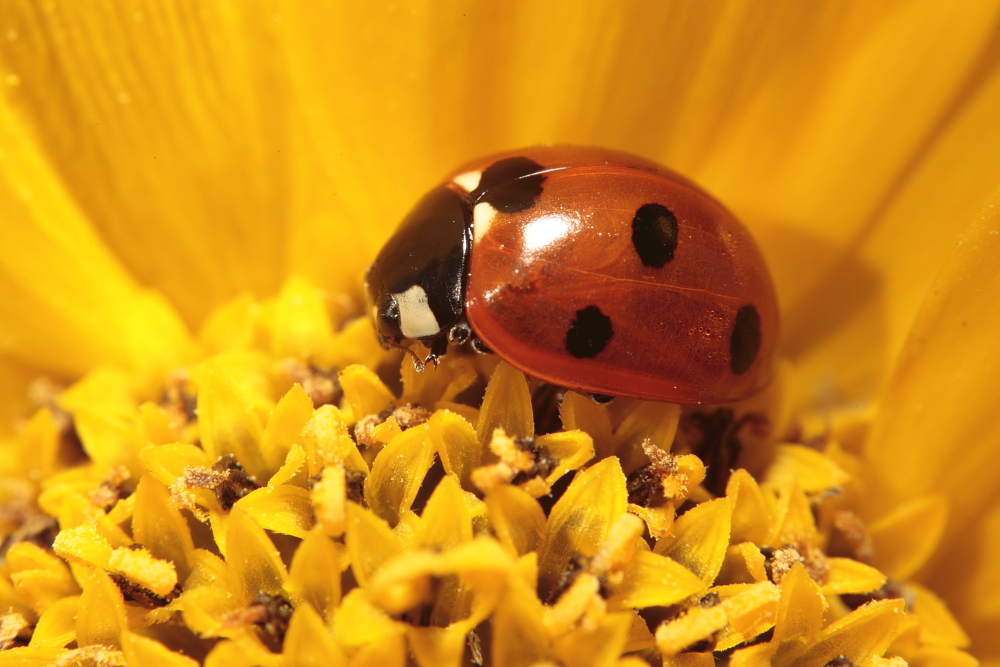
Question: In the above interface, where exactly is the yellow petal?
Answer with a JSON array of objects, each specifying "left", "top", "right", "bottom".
[
  {"left": 771, "top": 563, "right": 826, "bottom": 663},
  {"left": 236, "top": 484, "right": 314, "bottom": 538},
  {"left": 865, "top": 187, "right": 1000, "bottom": 523},
  {"left": 260, "top": 384, "right": 314, "bottom": 474},
  {"left": 3, "top": 407, "right": 59, "bottom": 479},
  {"left": 132, "top": 474, "right": 195, "bottom": 582},
  {"left": 369, "top": 417, "right": 403, "bottom": 448},
  {"left": 121, "top": 631, "right": 199, "bottom": 667},
  {"left": 280, "top": 603, "right": 346, "bottom": 667},
  {"left": 137, "top": 402, "right": 179, "bottom": 447},
  {"left": 418, "top": 474, "right": 472, "bottom": 551},
  {"left": 821, "top": 558, "right": 887, "bottom": 597},
  {"left": 364, "top": 423, "right": 435, "bottom": 527},
  {"left": 609, "top": 550, "right": 705, "bottom": 609},
  {"left": 52, "top": 524, "right": 113, "bottom": 570},
  {"left": 762, "top": 444, "right": 850, "bottom": 493},
  {"left": 559, "top": 392, "right": 614, "bottom": 459},
  {"left": 655, "top": 605, "right": 728, "bottom": 656},
  {"left": 656, "top": 498, "right": 731, "bottom": 586},
  {"left": 7, "top": 541, "right": 80, "bottom": 617},
  {"left": 612, "top": 400, "right": 681, "bottom": 472},
  {"left": 720, "top": 542, "right": 768, "bottom": 585},
  {"left": 28, "top": 596, "right": 79, "bottom": 648},
  {"left": 492, "top": 580, "right": 551, "bottom": 667},
  {"left": 107, "top": 546, "right": 177, "bottom": 597},
  {"left": 539, "top": 457, "right": 627, "bottom": 598},
  {"left": 344, "top": 502, "right": 404, "bottom": 588},
  {"left": 287, "top": 529, "right": 342, "bottom": 620},
  {"left": 267, "top": 444, "right": 308, "bottom": 489},
  {"left": 868, "top": 495, "right": 947, "bottom": 580},
  {"left": 399, "top": 347, "right": 474, "bottom": 410},
  {"left": 713, "top": 581, "right": 782, "bottom": 651},
  {"left": 662, "top": 653, "right": 716, "bottom": 667},
  {"left": 794, "top": 599, "right": 905, "bottom": 667},
  {"left": 908, "top": 582, "right": 970, "bottom": 649},
  {"left": 535, "top": 430, "right": 596, "bottom": 486},
  {"left": 225, "top": 506, "right": 288, "bottom": 605},
  {"left": 477, "top": 361, "right": 533, "bottom": 447},
  {"left": 0, "top": 647, "right": 72, "bottom": 666},
  {"left": 367, "top": 550, "right": 439, "bottom": 615},
  {"left": 339, "top": 365, "right": 395, "bottom": 422},
  {"left": 300, "top": 404, "right": 368, "bottom": 478},
  {"left": 768, "top": 481, "right": 818, "bottom": 547},
  {"left": 738, "top": 4, "right": 1000, "bottom": 405},
  {"left": 905, "top": 646, "right": 979, "bottom": 667},
  {"left": 0, "top": 1, "right": 295, "bottom": 324},
  {"left": 269, "top": 276, "right": 336, "bottom": 361},
  {"left": 726, "top": 469, "right": 771, "bottom": 545},
  {"left": 552, "top": 611, "right": 632, "bottom": 667},
  {"left": 0, "top": 99, "right": 141, "bottom": 377},
  {"left": 440, "top": 536, "right": 517, "bottom": 590},
  {"left": 544, "top": 572, "right": 603, "bottom": 638},
  {"left": 121, "top": 291, "right": 199, "bottom": 385},
  {"left": 203, "top": 640, "right": 259, "bottom": 667},
  {"left": 627, "top": 504, "right": 675, "bottom": 541},
  {"left": 76, "top": 569, "right": 126, "bottom": 649},
  {"left": 327, "top": 317, "right": 391, "bottom": 372},
  {"left": 332, "top": 588, "right": 400, "bottom": 650},
  {"left": 343, "top": 627, "right": 407, "bottom": 667},
  {"left": 57, "top": 369, "right": 144, "bottom": 473},
  {"left": 198, "top": 294, "right": 263, "bottom": 356},
  {"left": 486, "top": 484, "right": 547, "bottom": 558},
  {"left": 197, "top": 360, "right": 267, "bottom": 480},
  {"left": 406, "top": 625, "right": 467, "bottom": 667},
  {"left": 623, "top": 612, "right": 656, "bottom": 653},
  {"left": 428, "top": 409, "right": 481, "bottom": 490},
  {"left": 140, "top": 443, "right": 209, "bottom": 487},
  {"left": 176, "top": 550, "right": 239, "bottom": 636},
  {"left": 311, "top": 463, "right": 348, "bottom": 538}
]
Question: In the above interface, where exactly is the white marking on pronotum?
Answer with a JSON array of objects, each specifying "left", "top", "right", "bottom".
[
  {"left": 452, "top": 170, "right": 482, "bottom": 193},
  {"left": 393, "top": 285, "right": 441, "bottom": 339},
  {"left": 473, "top": 202, "right": 498, "bottom": 243}
]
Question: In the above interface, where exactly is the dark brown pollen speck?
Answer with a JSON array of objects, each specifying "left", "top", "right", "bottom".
[
  {"left": 509, "top": 438, "right": 558, "bottom": 486},
  {"left": 109, "top": 573, "right": 181, "bottom": 609},
  {"left": 246, "top": 591, "right": 295, "bottom": 653},
  {"left": 211, "top": 455, "right": 261, "bottom": 510}
]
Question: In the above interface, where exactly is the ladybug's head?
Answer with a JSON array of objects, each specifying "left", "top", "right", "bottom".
[{"left": 364, "top": 185, "right": 472, "bottom": 353}]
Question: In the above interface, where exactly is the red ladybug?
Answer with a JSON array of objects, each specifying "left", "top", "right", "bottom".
[{"left": 365, "top": 146, "right": 778, "bottom": 404}]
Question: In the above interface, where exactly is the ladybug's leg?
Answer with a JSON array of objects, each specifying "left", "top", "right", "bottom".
[
  {"left": 423, "top": 335, "right": 449, "bottom": 369},
  {"left": 401, "top": 345, "right": 428, "bottom": 372},
  {"left": 447, "top": 320, "right": 471, "bottom": 345},
  {"left": 470, "top": 335, "right": 492, "bottom": 355}
]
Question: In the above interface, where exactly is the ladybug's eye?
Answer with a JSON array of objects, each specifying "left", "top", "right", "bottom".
[{"left": 375, "top": 290, "right": 402, "bottom": 341}]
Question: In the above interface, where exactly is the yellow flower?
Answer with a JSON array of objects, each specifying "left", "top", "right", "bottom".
[{"left": 1, "top": 2, "right": 999, "bottom": 666}]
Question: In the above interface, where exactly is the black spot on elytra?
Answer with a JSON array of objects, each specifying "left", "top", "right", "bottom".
[
  {"left": 566, "top": 305, "right": 613, "bottom": 358},
  {"left": 730, "top": 305, "right": 761, "bottom": 375},
  {"left": 631, "top": 203, "right": 678, "bottom": 268},
  {"left": 472, "top": 156, "right": 546, "bottom": 213}
]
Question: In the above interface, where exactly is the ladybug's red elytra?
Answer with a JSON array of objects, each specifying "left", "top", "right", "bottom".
[{"left": 365, "top": 146, "right": 778, "bottom": 404}]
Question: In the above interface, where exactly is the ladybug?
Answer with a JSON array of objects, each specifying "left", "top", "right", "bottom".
[{"left": 365, "top": 146, "right": 778, "bottom": 404}]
